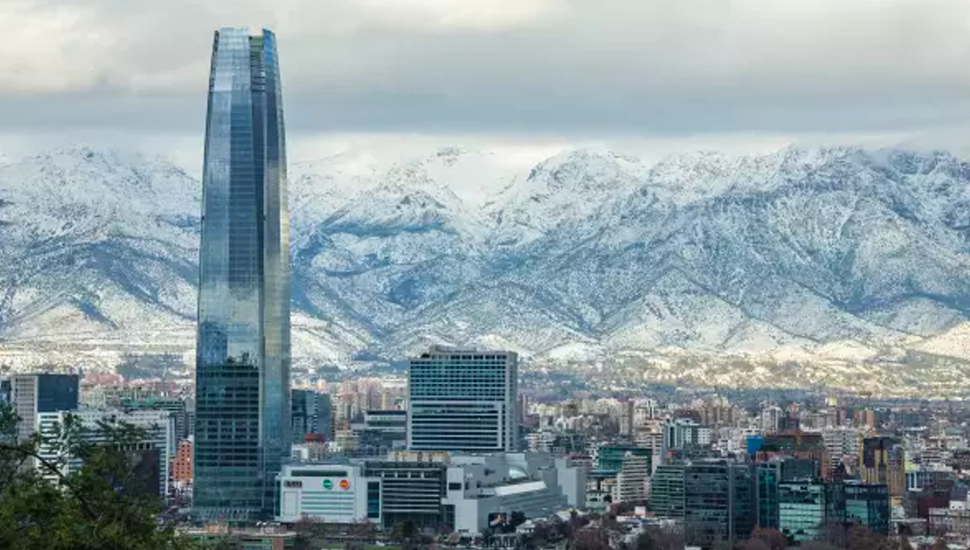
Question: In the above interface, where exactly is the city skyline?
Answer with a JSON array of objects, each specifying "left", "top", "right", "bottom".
[{"left": 193, "top": 26, "right": 291, "bottom": 520}]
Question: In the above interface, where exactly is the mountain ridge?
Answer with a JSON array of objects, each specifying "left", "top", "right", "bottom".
[{"left": 2, "top": 144, "right": 970, "bottom": 393}]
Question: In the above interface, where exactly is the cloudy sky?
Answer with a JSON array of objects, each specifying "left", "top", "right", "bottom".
[{"left": 2, "top": 0, "right": 969, "bottom": 165}]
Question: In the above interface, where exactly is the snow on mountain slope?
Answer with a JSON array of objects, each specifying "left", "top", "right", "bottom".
[{"left": 2, "top": 144, "right": 970, "bottom": 393}]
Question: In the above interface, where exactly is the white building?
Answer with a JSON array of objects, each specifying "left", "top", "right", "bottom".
[
  {"left": 37, "top": 408, "right": 174, "bottom": 498},
  {"left": 276, "top": 452, "right": 578, "bottom": 534},
  {"left": 615, "top": 454, "right": 649, "bottom": 504},
  {"left": 276, "top": 463, "right": 381, "bottom": 524},
  {"left": 407, "top": 347, "right": 518, "bottom": 452},
  {"left": 443, "top": 453, "right": 576, "bottom": 535}
]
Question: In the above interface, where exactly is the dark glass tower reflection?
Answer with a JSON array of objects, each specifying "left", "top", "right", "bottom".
[{"left": 194, "top": 27, "right": 290, "bottom": 520}]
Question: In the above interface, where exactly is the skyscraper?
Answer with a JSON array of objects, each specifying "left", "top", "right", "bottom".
[
  {"left": 407, "top": 347, "right": 518, "bottom": 452},
  {"left": 194, "top": 27, "right": 290, "bottom": 520}
]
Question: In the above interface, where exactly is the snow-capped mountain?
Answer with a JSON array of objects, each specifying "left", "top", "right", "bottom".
[{"left": 3, "top": 144, "right": 970, "bottom": 394}]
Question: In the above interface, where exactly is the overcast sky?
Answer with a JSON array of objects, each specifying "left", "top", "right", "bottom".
[{"left": 2, "top": 0, "right": 969, "bottom": 164}]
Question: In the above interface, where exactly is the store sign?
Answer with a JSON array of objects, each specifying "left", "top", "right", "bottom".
[
  {"left": 323, "top": 479, "right": 333, "bottom": 490},
  {"left": 340, "top": 479, "right": 350, "bottom": 491}
]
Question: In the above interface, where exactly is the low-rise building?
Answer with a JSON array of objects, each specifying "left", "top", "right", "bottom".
[{"left": 276, "top": 463, "right": 382, "bottom": 525}]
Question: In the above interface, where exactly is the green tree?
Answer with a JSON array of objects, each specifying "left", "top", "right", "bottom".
[
  {"left": 390, "top": 520, "right": 417, "bottom": 550},
  {"left": 0, "top": 403, "right": 197, "bottom": 550}
]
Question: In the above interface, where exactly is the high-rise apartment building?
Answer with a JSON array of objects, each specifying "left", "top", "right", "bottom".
[
  {"left": 194, "top": 27, "right": 290, "bottom": 520},
  {"left": 407, "top": 347, "right": 518, "bottom": 452},
  {"left": 11, "top": 373, "right": 79, "bottom": 442}
]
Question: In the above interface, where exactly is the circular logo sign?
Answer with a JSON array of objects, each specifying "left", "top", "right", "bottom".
[
  {"left": 340, "top": 479, "right": 350, "bottom": 491},
  {"left": 323, "top": 479, "right": 333, "bottom": 490}
]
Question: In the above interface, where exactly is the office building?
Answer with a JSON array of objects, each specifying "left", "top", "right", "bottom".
[
  {"left": 122, "top": 396, "right": 190, "bottom": 441},
  {"left": 649, "top": 464, "right": 686, "bottom": 519},
  {"left": 756, "top": 457, "right": 822, "bottom": 530},
  {"left": 860, "top": 437, "right": 905, "bottom": 499},
  {"left": 363, "top": 457, "right": 448, "bottom": 530},
  {"left": 845, "top": 481, "right": 890, "bottom": 534},
  {"left": 683, "top": 461, "right": 755, "bottom": 549},
  {"left": 351, "top": 410, "right": 407, "bottom": 455},
  {"left": 11, "top": 373, "right": 79, "bottom": 442},
  {"left": 407, "top": 347, "right": 518, "bottom": 452},
  {"left": 292, "top": 390, "right": 332, "bottom": 443},
  {"left": 37, "top": 409, "right": 175, "bottom": 498},
  {"left": 778, "top": 480, "right": 846, "bottom": 544},
  {"left": 194, "top": 26, "right": 291, "bottom": 520},
  {"left": 756, "top": 462, "right": 782, "bottom": 530}
]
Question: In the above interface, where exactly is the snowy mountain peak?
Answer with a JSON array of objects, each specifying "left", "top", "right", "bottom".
[{"left": 4, "top": 144, "right": 970, "bottom": 395}]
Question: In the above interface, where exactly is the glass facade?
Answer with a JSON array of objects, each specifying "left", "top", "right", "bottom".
[
  {"left": 683, "top": 461, "right": 755, "bottom": 548},
  {"left": 194, "top": 27, "right": 290, "bottom": 521}
]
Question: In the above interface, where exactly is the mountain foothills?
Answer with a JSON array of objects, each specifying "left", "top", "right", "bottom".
[{"left": 2, "top": 145, "right": 970, "bottom": 395}]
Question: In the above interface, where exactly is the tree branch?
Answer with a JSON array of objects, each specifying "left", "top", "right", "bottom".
[{"left": 0, "top": 442, "right": 99, "bottom": 521}]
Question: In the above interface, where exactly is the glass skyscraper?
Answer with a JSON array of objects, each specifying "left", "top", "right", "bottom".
[{"left": 194, "top": 27, "right": 290, "bottom": 520}]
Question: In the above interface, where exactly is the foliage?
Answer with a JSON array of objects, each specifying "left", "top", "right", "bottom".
[
  {"left": 570, "top": 526, "right": 610, "bottom": 550},
  {"left": 0, "top": 402, "right": 197, "bottom": 550},
  {"left": 390, "top": 520, "right": 417, "bottom": 550},
  {"left": 633, "top": 525, "right": 685, "bottom": 550},
  {"left": 749, "top": 527, "right": 787, "bottom": 550}
]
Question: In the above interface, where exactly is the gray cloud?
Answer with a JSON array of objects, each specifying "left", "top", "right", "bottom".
[{"left": 1, "top": 0, "right": 968, "bottom": 138}]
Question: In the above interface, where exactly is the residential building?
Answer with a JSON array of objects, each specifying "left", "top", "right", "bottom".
[
  {"left": 407, "top": 347, "right": 518, "bottom": 452},
  {"left": 615, "top": 453, "right": 650, "bottom": 504},
  {"left": 174, "top": 439, "right": 194, "bottom": 485},
  {"left": 194, "top": 26, "right": 291, "bottom": 520}
]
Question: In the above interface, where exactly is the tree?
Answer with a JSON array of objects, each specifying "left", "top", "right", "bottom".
[
  {"left": 571, "top": 526, "right": 610, "bottom": 550},
  {"left": 636, "top": 525, "right": 685, "bottom": 550},
  {"left": 390, "top": 520, "right": 417, "bottom": 550},
  {"left": 0, "top": 403, "right": 198, "bottom": 550},
  {"left": 740, "top": 539, "right": 770, "bottom": 550},
  {"left": 749, "top": 527, "right": 787, "bottom": 550},
  {"left": 510, "top": 511, "right": 527, "bottom": 530}
]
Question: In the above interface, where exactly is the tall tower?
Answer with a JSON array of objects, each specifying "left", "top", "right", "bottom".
[
  {"left": 407, "top": 346, "right": 518, "bottom": 452},
  {"left": 194, "top": 27, "right": 290, "bottom": 520}
]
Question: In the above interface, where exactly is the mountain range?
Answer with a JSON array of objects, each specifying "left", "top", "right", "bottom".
[{"left": 2, "top": 144, "right": 970, "bottom": 394}]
